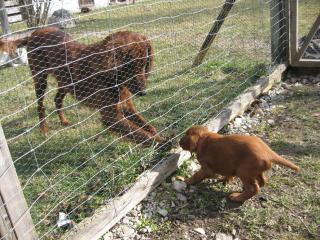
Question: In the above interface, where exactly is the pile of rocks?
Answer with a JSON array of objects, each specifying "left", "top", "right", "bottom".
[
  {"left": 286, "top": 73, "right": 320, "bottom": 85},
  {"left": 105, "top": 176, "right": 238, "bottom": 240}
]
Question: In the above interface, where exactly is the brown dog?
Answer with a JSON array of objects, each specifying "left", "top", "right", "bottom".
[
  {"left": 2, "top": 27, "right": 166, "bottom": 147},
  {"left": 179, "top": 125, "right": 299, "bottom": 202}
]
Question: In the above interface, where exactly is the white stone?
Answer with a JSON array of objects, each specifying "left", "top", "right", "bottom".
[
  {"left": 117, "top": 225, "right": 135, "bottom": 238},
  {"left": 215, "top": 233, "right": 233, "bottom": 240},
  {"left": 194, "top": 227, "right": 206, "bottom": 236},
  {"left": 176, "top": 193, "right": 187, "bottom": 202},
  {"left": 103, "top": 231, "right": 113, "bottom": 240},
  {"left": 140, "top": 228, "right": 147, "bottom": 234},
  {"left": 189, "top": 161, "right": 201, "bottom": 173},
  {"left": 57, "top": 212, "right": 72, "bottom": 228},
  {"left": 122, "top": 217, "right": 130, "bottom": 224},
  {"left": 157, "top": 208, "right": 168, "bottom": 217},
  {"left": 267, "top": 119, "right": 275, "bottom": 125},
  {"left": 136, "top": 204, "right": 142, "bottom": 211},
  {"left": 234, "top": 117, "right": 243, "bottom": 126},
  {"left": 145, "top": 226, "right": 152, "bottom": 233},
  {"left": 172, "top": 180, "right": 187, "bottom": 192}
]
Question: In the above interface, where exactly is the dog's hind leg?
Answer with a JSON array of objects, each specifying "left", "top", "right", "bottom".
[
  {"left": 229, "top": 176, "right": 259, "bottom": 202},
  {"left": 33, "top": 72, "right": 49, "bottom": 134},
  {"left": 55, "top": 88, "right": 70, "bottom": 126},
  {"left": 256, "top": 173, "right": 267, "bottom": 187}
]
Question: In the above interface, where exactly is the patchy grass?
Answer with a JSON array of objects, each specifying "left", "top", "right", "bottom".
[
  {"left": 0, "top": 0, "right": 316, "bottom": 239},
  {"left": 147, "top": 83, "right": 320, "bottom": 240}
]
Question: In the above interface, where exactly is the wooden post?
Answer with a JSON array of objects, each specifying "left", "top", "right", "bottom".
[
  {"left": 0, "top": 125, "right": 38, "bottom": 240},
  {"left": 0, "top": 0, "right": 10, "bottom": 34},
  {"left": 284, "top": 0, "right": 291, "bottom": 65},
  {"left": 192, "top": 0, "right": 236, "bottom": 67},
  {"left": 289, "top": 0, "right": 298, "bottom": 64},
  {"left": 270, "top": 0, "right": 286, "bottom": 64}
]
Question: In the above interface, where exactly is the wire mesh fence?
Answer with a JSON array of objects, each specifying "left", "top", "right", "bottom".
[
  {"left": 0, "top": 0, "right": 293, "bottom": 239},
  {"left": 298, "top": 0, "right": 320, "bottom": 60}
]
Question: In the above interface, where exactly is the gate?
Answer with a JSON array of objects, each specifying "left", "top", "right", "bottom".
[{"left": 287, "top": 0, "right": 320, "bottom": 68}]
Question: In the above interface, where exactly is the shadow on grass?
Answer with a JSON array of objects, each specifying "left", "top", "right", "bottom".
[{"left": 271, "top": 141, "right": 320, "bottom": 158}]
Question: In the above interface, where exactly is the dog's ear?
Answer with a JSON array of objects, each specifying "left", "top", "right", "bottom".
[
  {"left": 188, "top": 135, "right": 199, "bottom": 152},
  {"left": 180, "top": 134, "right": 199, "bottom": 152}
]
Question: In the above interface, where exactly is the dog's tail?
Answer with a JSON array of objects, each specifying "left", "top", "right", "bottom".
[
  {"left": 271, "top": 153, "right": 300, "bottom": 171},
  {"left": 145, "top": 41, "right": 153, "bottom": 78}
]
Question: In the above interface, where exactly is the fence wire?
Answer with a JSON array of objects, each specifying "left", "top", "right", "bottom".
[{"left": 0, "top": 0, "right": 287, "bottom": 239}]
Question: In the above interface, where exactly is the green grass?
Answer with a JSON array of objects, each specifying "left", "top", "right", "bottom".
[{"left": 1, "top": 0, "right": 318, "bottom": 239}]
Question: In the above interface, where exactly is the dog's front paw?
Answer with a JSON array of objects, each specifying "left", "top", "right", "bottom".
[
  {"left": 144, "top": 125, "right": 157, "bottom": 135},
  {"left": 40, "top": 122, "right": 49, "bottom": 136},
  {"left": 61, "top": 119, "right": 71, "bottom": 126}
]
